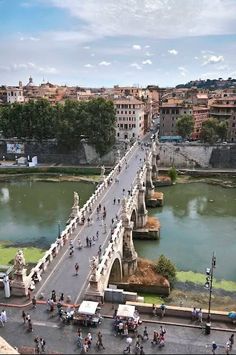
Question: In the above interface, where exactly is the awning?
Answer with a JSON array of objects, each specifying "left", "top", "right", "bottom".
[
  {"left": 117, "top": 304, "right": 135, "bottom": 318},
  {"left": 78, "top": 301, "right": 99, "bottom": 315}
]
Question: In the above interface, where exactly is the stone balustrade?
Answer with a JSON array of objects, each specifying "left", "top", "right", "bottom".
[{"left": 27, "top": 143, "right": 138, "bottom": 287}]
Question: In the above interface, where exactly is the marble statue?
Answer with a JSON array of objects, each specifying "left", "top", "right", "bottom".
[
  {"left": 14, "top": 249, "right": 26, "bottom": 272},
  {"left": 100, "top": 165, "right": 105, "bottom": 177},
  {"left": 90, "top": 256, "right": 98, "bottom": 275},
  {"left": 73, "top": 191, "right": 80, "bottom": 207}
]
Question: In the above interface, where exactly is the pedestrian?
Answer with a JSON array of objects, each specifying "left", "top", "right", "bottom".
[
  {"left": 69, "top": 245, "right": 74, "bottom": 256},
  {"left": 198, "top": 308, "right": 203, "bottom": 323},
  {"left": 97, "top": 331, "right": 105, "bottom": 350},
  {"left": 229, "top": 334, "right": 234, "bottom": 350},
  {"left": 28, "top": 319, "right": 33, "bottom": 332},
  {"left": 143, "top": 326, "right": 149, "bottom": 340},
  {"left": 89, "top": 237, "right": 92, "bottom": 247},
  {"left": 1, "top": 309, "right": 7, "bottom": 323},
  {"left": 26, "top": 313, "right": 31, "bottom": 322},
  {"left": 212, "top": 341, "right": 217, "bottom": 355},
  {"left": 123, "top": 188, "right": 125, "bottom": 195},
  {"left": 113, "top": 198, "right": 116, "bottom": 205},
  {"left": 96, "top": 231, "right": 99, "bottom": 239},
  {"left": 123, "top": 337, "right": 132, "bottom": 353},
  {"left": 117, "top": 198, "right": 120, "bottom": 204},
  {"left": 87, "top": 217, "right": 90, "bottom": 226},
  {"left": 22, "top": 310, "right": 26, "bottom": 324},
  {"left": 59, "top": 293, "right": 64, "bottom": 302},
  {"left": 92, "top": 235, "right": 96, "bottom": 245},
  {"left": 226, "top": 340, "right": 231, "bottom": 355},
  {"left": 32, "top": 296, "right": 37, "bottom": 309},
  {"left": 51, "top": 290, "right": 56, "bottom": 303},
  {"left": 123, "top": 323, "right": 128, "bottom": 336},
  {"left": 86, "top": 236, "right": 89, "bottom": 247},
  {"left": 191, "top": 307, "right": 197, "bottom": 321},
  {"left": 40, "top": 337, "right": 46, "bottom": 353},
  {"left": 160, "top": 303, "right": 166, "bottom": 318},
  {"left": 151, "top": 331, "right": 159, "bottom": 345},
  {"left": 34, "top": 337, "right": 40, "bottom": 354},
  {"left": 75, "top": 262, "right": 79, "bottom": 276},
  {"left": 140, "top": 345, "right": 145, "bottom": 355},
  {"left": 160, "top": 325, "right": 166, "bottom": 337},
  {"left": 0, "top": 313, "right": 4, "bottom": 327},
  {"left": 77, "top": 329, "right": 83, "bottom": 349}
]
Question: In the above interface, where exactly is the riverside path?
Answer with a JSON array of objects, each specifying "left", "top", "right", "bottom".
[{"left": 35, "top": 142, "right": 147, "bottom": 304}]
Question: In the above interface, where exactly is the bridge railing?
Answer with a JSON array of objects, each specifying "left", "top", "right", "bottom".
[
  {"left": 96, "top": 220, "right": 124, "bottom": 277},
  {"left": 27, "top": 142, "right": 138, "bottom": 286}
]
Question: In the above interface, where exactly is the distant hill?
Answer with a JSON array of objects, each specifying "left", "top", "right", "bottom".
[{"left": 176, "top": 78, "right": 236, "bottom": 90}]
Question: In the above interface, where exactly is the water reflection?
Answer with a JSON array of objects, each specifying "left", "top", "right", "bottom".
[
  {"left": 0, "top": 187, "right": 10, "bottom": 203},
  {"left": 135, "top": 183, "right": 236, "bottom": 281}
]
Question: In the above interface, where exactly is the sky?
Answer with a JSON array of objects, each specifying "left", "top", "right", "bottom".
[{"left": 0, "top": 0, "right": 236, "bottom": 88}]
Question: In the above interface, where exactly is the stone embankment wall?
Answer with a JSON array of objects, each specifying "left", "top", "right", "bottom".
[
  {"left": 0, "top": 139, "right": 125, "bottom": 165},
  {"left": 159, "top": 143, "right": 236, "bottom": 168}
]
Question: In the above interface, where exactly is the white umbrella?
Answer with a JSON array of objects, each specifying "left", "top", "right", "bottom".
[{"left": 126, "top": 337, "right": 132, "bottom": 345}]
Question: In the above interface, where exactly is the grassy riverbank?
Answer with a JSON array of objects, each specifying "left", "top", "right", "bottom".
[
  {"left": 139, "top": 270, "right": 236, "bottom": 311},
  {"left": 0, "top": 242, "right": 45, "bottom": 266}
]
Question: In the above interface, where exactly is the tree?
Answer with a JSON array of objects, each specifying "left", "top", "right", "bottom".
[
  {"left": 168, "top": 166, "right": 177, "bottom": 183},
  {"left": 155, "top": 254, "right": 176, "bottom": 287},
  {"left": 200, "top": 118, "right": 219, "bottom": 144},
  {"left": 216, "top": 121, "right": 228, "bottom": 142},
  {"left": 176, "top": 114, "right": 194, "bottom": 139}
]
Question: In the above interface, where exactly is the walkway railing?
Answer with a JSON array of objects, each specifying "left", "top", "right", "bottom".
[{"left": 27, "top": 142, "right": 138, "bottom": 285}]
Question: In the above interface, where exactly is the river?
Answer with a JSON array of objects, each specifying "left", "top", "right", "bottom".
[{"left": 0, "top": 179, "right": 235, "bottom": 281}]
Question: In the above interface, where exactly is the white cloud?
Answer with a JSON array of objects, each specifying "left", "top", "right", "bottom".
[
  {"left": 202, "top": 54, "right": 224, "bottom": 65},
  {"left": 99, "top": 61, "right": 111, "bottom": 66},
  {"left": 8, "top": 62, "right": 58, "bottom": 74},
  {"left": 168, "top": 49, "right": 178, "bottom": 55},
  {"left": 178, "top": 66, "right": 188, "bottom": 76},
  {"left": 145, "top": 51, "right": 153, "bottom": 57},
  {"left": 132, "top": 44, "right": 142, "bottom": 50},
  {"left": 20, "top": 36, "right": 40, "bottom": 41},
  {"left": 46, "top": 0, "right": 236, "bottom": 41},
  {"left": 84, "top": 63, "right": 94, "bottom": 68},
  {"left": 91, "top": 53, "right": 95, "bottom": 57},
  {"left": 145, "top": 45, "right": 150, "bottom": 48},
  {"left": 83, "top": 46, "right": 90, "bottom": 49},
  {"left": 194, "top": 56, "right": 199, "bottom": 60},
  {"left": 130, "top": 62, "right": 142, "bottom": 70},
  {"left": 142, "top": 59, "right": 152, "bottom": 65}
]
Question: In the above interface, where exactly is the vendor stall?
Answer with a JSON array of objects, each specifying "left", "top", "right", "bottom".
[
  {"left": 73, "top": 301, "right": 102, "bottom": 327},
  {"left": 114, "top": 304, "right": 141, "bottom": 332}
]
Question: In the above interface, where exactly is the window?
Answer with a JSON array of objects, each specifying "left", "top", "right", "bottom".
[
  {"left": 117, "top": 110, "right": 119, "bottom": 114},
  {"left": 117, "top": 133, "right": 120, "bottom": 137},
  {"left": 121, "top": 111, "right": 123, "bottom": 114},
  {"left": 125, "top": 111, "right": 127, "bottom": 114},
  {"left": 129, "top": 111, "right": 131, "bottom": 114},
  {"left": 133, "top": 111, "right": 135, "bottom": 114}
]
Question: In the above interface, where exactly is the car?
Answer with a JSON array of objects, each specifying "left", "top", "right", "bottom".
[{"left": 222, "top": 141, "right": 228, "bottom": 145}]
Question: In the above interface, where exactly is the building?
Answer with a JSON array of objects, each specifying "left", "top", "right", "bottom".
[
  {"left": 210, "top": 96, "right": 236, "bottom": 142},
  {"left": 191, "top": 106, "right": 209, "bottom": 140},
  {"left": 159, "top": 104, "right": 192, "bottom": 137},
  {"left": 6, "top": 81, "right": 24, "bottom": 104},
  {"left": 114, "top": 98, "right": 145, "bottom": 141}
]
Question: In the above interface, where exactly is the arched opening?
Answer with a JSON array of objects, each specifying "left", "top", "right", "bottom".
[
  {"left": 108, "top": 258, "right": 122, "bottom": 284},
  {"left": 130, "top": 209, "right": 137, "bottom": 229}
]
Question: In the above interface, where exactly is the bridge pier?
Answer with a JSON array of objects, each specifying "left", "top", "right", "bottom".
[
  {"left": 122, "top": 221, "right": 137, "bottom": 277},
  {"left": 136, "top": 177, "right": 148, "bottom": 228}
]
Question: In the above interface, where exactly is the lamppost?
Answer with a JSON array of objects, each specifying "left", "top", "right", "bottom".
[
  {"left": 57, "top": 220, "right": 61, "bottom": 238},
  {"left": 204, "top": 252, "right": 216, "bottom": 331}
]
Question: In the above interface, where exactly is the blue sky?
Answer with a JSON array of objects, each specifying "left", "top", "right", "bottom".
[{"left": 0, "top": 0, "right": 236, "bottom": 87}]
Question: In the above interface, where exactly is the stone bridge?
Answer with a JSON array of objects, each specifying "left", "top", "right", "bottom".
[
  {"left": 84, "top": 144, "right": 161, "bottom": 302},
  {"left": 9, "top": 140, "right": 162, "bottom": 303}
]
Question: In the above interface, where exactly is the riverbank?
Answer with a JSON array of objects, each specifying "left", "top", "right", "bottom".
[
  {"left": 0, "top": 242, "right": 45, "bottom": 266},
  {"left": 136, "top": 263, "right": 236, "bottom": 311},
  {"left": 175, "top": 174, "right": 236, "bottom": 188}
]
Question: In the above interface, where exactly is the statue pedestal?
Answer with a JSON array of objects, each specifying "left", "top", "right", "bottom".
[
  {"left": 11, "top": 269, "right": 30, "bottom": 297},
  {"left": 71, "top": 206, "right": 79, "bottom": 218}
]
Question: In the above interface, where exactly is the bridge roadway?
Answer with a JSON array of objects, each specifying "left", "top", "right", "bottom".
[{"left": 35, "top": 143, "right": 146, "bottom": 304}]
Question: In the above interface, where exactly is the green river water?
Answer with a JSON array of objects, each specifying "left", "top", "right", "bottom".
[{"left": 0, "top": 180, "right": 236, "bottom": 281}]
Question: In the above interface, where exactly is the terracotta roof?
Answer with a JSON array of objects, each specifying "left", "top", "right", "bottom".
[{"left": 113, "top": 98, "right": 143, "bottom": 105}]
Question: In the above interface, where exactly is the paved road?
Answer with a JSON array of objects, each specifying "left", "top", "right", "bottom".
[
  {"left": 35, "top": 143, "right": 146, "bottom": 304},
  {"left": 1, "top": 306, "right": 235, "bottom": 354}
]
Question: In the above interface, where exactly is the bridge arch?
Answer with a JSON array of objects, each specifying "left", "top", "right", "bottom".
[
  {"left": 130, "top": 208, "right": 137, "bottom": 229},
  {"left": 108, "top": 256, "right": 122, "bottom": 284}
]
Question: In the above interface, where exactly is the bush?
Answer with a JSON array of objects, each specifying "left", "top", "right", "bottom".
[
  {"left": 168, "top": 166, "right": 177, "bottom": 183},
  {"left": 155, "top": 254, "right": 176, "bottom": 287}
]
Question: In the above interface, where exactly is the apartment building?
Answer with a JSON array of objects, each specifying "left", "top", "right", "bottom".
[
  {"left": 191, "top": 106, "right": 209, "bottom": 140},
  {"left": 114, "top": 98, "right": 145, "bottom": 141},
  {"left": 159, "top": 104, "right": 192, "bottom": 136},
  {"left": 6, "top": 82, "right": 24, "bottom": 104},
  {"left": 210, "top": 96, "right": 236, "bottom": 142}
]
